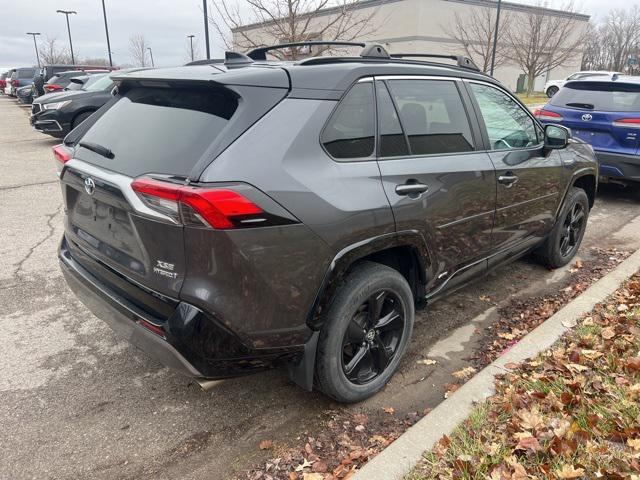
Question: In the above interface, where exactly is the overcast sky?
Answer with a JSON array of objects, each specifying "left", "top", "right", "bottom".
[{"left": 0, "top": 0, "right": 635, "bottom": 70}]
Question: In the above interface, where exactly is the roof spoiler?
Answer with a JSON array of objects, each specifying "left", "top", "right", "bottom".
[{"left": 246, "top": 41, "right": 369, "bottom": 60}]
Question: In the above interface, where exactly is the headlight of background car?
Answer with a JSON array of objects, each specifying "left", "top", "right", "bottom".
[{"left": 43, "top": 100, "right": 72, "bottom": 110}]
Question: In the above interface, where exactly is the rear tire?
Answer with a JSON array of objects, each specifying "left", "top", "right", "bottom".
[
  {"left": 315, "top": 262, "right": 414, "bottom": 403},
  {"left": 546, "top": 86, "right": 559, "bottom": 98},
  {"left": 72, "top": 111, "right": 94, "bottom": 130},
  {"left": 534, "top": 187, "right": 589, "bottom": 268}
]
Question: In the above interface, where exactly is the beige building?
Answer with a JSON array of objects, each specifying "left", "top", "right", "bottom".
[{"left": 232, "top": 0, "right": 590, "bottom": 92}]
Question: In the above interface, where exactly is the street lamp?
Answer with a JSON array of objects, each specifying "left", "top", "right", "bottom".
[
  {"left": 202, "top": 0, "right": 210, "bottom": 59},
  {"left": 147, "top": 47, "right": 155, "bottom": 67},
  {"left": 187, "top": 34, "right": 195, "bottom": 61},
  {"left": 489, "top": 0, "right": 502, "bottom": 76},
  {"left": 56, "top": 9, "right": 77, "bottom": 65},
  {"left": 26, "top": 32, "right": 41, "bottom": 68},
  {"left": 101, "top": 0, "right": 113, "bottom": 67}
]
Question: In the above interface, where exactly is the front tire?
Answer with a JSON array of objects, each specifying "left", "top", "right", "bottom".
[
  {"left": 535, "top": 187, "right": 589, "bottom": 268},
  {"left": 72, "top": 111, "right": 94, "bottom": 130},
  {"left": 315, "top": 262, "right": 414, "bottom": 403},
  {"left": 546, "top": 86, "right": 559, "bottom": 98}
]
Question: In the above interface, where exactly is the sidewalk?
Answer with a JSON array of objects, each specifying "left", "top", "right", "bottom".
[{"left": 354, "top": 248, "right": 640, "bottom": 480}]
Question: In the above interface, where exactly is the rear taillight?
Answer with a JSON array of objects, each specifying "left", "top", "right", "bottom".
[
  {"left": 131, "top": 177, "right": 264, "bottom": 230},
  {"left": 53, "top": 144, "right": 73, "bottom": 175},
  {"left": 533, "top": 108, "right": 563, "bottom": 122},
  {"left": 11, "top": 79, "right": 18, "bottom": 87},
  {"left": 613, "top": 118, "right": 640, "bottom": 129},
  {"left": 45, "top": 84, "right": 62, "bottom": 92}
]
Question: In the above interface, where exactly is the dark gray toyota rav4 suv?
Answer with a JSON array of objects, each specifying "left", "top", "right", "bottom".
[{"left": 56, "top": 42, "right": 597, "bottom": 402}]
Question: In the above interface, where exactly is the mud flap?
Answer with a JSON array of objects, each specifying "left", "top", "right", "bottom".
[{"left": 287, "top": 331, "right": 319, "bottom": 391}]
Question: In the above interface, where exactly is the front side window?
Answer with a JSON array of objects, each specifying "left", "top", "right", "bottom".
[
  {"left": 470, "top": 83, "right": 539, "bottom": 150},
  {"left": 387, "top": 79, "right": 474, "bottom": 155},
  {"left": 321, "top": 82, "right": 375, "bottom": 159}
]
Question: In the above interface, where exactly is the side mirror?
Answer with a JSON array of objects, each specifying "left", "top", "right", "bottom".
[{"left": 544, "top": 124, "right": 570, "bottom": 149}]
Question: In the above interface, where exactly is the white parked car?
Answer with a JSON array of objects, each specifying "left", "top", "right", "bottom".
[{"left": 544, "top": 71, "right": 621, "bottom": 97}]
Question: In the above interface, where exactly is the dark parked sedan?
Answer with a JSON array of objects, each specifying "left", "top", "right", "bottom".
[{"left": 31, "top": 73, "right": 115, "bottom": 138}]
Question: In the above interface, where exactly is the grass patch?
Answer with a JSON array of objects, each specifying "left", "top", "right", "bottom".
[
  {"left": 408, "top": 274, "right": 640, "bottom": 479},
  {"left": 516, "top": 92, "right": 549, "bottom": 106}
]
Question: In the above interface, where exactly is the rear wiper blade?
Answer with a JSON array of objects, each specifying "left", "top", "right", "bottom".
[
  {"left": 565, "top": 102, "right": 594, "bottom": 110},
  {"left": 79, "top": 141, "right": 114, "bottom": 159}
]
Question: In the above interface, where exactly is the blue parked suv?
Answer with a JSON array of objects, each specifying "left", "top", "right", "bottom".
[{"left": 534, "top": 76, "right": 640, "bottom": 183}]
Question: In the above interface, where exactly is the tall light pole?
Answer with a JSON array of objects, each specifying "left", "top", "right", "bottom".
[
  {"left": 27, "top": 32, "right": 41, "bottom": 68},
  {"left": 202, "top": 0, "right": 210, "bottom": 59},
  {"left": 147, "top": 47, "right": 155, "bottom": 67},
  {"left": 489, "top": 0, "right": 502, "bottom": 76},
  {"left": 56, "top": 10, "right": 77, "bottom": 65},
  {"left": 101, "top": 0, "right": 113, "bottom": 67},
  {"left": 187, "top": 35, "right": 195, "bottom": 61}
]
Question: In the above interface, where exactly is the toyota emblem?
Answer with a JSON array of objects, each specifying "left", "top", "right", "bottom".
[
  {"left": 581, "top": 113, "right": 593, "bottom": 121},
  {"left": 84, "top": 177, "right": 96, "bottom": 196}
]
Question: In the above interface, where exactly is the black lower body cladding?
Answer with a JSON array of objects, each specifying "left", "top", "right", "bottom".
[{"left": 59, "top": 236, "right": 304, "bottom": 379}]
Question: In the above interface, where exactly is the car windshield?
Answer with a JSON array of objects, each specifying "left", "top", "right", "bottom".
[
  {"left": 550, "top": 81, "right": 640, "bottom": 112},
  {"left": 18, "top": 68, "right": 36, "bottom": 78},
  {"left": 84, "top": 74, "right": 114, "bottom": 92}
]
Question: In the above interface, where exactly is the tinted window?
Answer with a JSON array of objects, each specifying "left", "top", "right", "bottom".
[
  {"left": 470, "top": 83, "right": 538, "bottom": 150},
  {"left": 18, "top": 68, "right": 36, "bottom": 78},
  {"left": 322, "top": 82, "right": 375, "bottom": 159},
  {"left": 77, "top": 86, "right": 238, "bottom": 177},
  {"left": 550, "top": 81, "right": 640, "bottom": 112},
  {"left": 376, "top": 82, "right": 409, "bottom": 158},
  {"left": 387, "top": 80, "right": 474, "bottom": 155}
]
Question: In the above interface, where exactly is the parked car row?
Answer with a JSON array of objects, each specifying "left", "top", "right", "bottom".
[{"left": 536, "top": 74, "right": 640, "bottom": 185}]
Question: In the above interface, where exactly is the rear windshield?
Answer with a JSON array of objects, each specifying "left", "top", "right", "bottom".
[
  {"left": 18, "top": 68, "right": 36, "bottom": 78},
  {"left": 550, "top": 81, "right": 640, "bottom": 112},
  {"left": 77, "top": 86, "right": 238, "bottom": 177}
]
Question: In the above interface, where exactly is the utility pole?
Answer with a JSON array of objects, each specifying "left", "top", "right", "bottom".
[
  {"left": 101, "top": 0, "right": 113, "bottom": 67},
  {"left": 489, "top": 0, "right": 502, "bottom": 76},
  {"left": 203, "top": 0, "right": 210, "bottom": 59},
  {"left": 147, "top": 47, "right": 155, "bottom": 67},
  {"left": 56, "top": 9, "right": 77, "bottom": 65},
  {"left": 187, "top": 35, "right": 195, "bottom": 61},
  {"left": 27, "top": 32, "right": 41, "bottom": 68}
]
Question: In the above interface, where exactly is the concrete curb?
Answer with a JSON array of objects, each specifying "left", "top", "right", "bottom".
[{"left": 354, "top": 248, "right": 640, "bottom": 480}]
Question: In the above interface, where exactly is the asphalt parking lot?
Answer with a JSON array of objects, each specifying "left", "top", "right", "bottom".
[{"left": 1, "top": 94, "right": 640, "bottom": 480}]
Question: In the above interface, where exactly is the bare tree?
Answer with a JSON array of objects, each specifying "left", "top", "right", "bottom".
[
  {"left": 600, "top": 7, "right": 640, "bottom": 71},
  {"left": 129, "top": 34, "right": 150, "bottom": 67},
  {"left": 208, "top": 0, "right": 381, "bottom": 59},
  {"left": 506, "top": 2, "right": 588, "bottom": 94},
  {"left": 443, "top": 5, "right": 512, "bottom": 73},
  {"left": 39, "top": 36, "right": 72, "bottom": 65}
]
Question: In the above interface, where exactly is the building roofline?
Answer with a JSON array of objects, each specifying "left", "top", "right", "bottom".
[{"left": 232, "top": 0, "right": 589, "bottom": 34}]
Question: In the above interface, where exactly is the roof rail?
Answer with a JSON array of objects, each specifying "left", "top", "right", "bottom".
[
  {"left": 247, "top": 41, "right": 366, "bottom": 60},
  {"left": 390, "top": 53, "right": 481, "bottom": 72}
]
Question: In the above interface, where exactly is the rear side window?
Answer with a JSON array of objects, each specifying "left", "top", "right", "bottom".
[
  {"left": 18, "top": 68, "right": 36, "bottom": 78},
  {"left": 376, "top": 82, "right": 410, "bottom": 158},
  {"left": 321, "top": 82, "right": 375, "bottom": 159},
  {"left": 387, "top": 79, "right": 474, "bottom": 155},
  {"left": 77, "top": 86, "right": 238, "bottom": 177},
  {"left": 550, "top": 81, "right": 640, "bottom": 112}
]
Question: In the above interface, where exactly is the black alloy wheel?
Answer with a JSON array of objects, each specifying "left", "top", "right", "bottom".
[
  {"left": 559, "top": 201, "right": 585, "bottom": 258},
  {"left": 341, "top": 290, "right": 405, "bottom": 385}
]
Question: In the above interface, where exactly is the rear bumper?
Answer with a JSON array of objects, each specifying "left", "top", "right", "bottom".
[
  {"left": 59, "top": 236, "right": 303, "bottom": 380},
  {"left": 596, "top": 151, "right": 640, "bottom": 181}
]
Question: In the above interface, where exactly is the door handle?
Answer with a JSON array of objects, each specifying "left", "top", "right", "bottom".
[
  {"left": 395, "top": 182, "right": 429, "bottom": 196},
  {"left": 498, "top": 174, "right": 519, "bottom": 187}
]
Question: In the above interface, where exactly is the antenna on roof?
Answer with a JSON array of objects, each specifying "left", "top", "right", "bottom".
[{"left": 224, "top": 51, "right": 254, "bottom": 68}]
